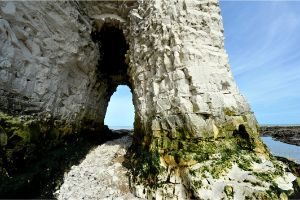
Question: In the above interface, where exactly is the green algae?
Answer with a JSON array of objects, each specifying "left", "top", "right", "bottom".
[
  {"left": 0, "top": 111, "right": 88, "bottom": 178},
  {"left": 237, "top": 155, "right": 252, "bottom": 171},
  {"left": 142, "top": 120, "right": 267, "bottom": 178},
  {"left": 223, "top": 107, "right": 237, "bottom": 116},
  {"left": 131, "top": 115, "right": 299, "bottom": 198},
  {"left": 0, "top": 113, "right": 31, "bottom": 143},
  {"left": 191, "top": 180, "right": 202, "bottom": 189},
  {"left": 224, "top": 185, "right": 234, "bottom": 197},
  {"left": 127, "top": 145, "right": 165, "bottom": 188}
]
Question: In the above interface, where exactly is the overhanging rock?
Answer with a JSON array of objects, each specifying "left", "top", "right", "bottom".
[{"left": 0, "top": 0, "right": 298, "bottom": 199}]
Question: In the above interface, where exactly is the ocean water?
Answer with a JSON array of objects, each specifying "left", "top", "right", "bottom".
[
  {"left": 109, "top": 126, "right": 133, "bottom": 130},
  {"left": 261, "top": 136, "right": 300, "bottom": 164}
]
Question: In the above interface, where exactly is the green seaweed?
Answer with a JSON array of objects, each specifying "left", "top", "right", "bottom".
[{"left": 128, "top": 145, "right": 165, "bottom": 188}]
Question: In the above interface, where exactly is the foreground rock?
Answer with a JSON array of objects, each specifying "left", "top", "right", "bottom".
[
  {"left": 55, "top": 135, "right": 299, "bottom": 200},
  {"left": 261, "top": 126, "right": 300, "bottom": 146},
  {"left": 0, "top": 124, "right": 126, "bottom": 198},
  {"left": 55, "top": 135, "right": 139, "bottom": 200}
]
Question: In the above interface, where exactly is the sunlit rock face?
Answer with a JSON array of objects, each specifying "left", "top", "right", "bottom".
[
  {"left": 128, "top": 0, "right": 263, "bottom": 148},
  {"left": 127, "top": 0, "right": 298, "bottom": 199},
  {"left": 0, "top": 0, "right": 298, "bottom": 199},
  {"left": 0, "top": 1, "right": 138, "bottom": 130}
]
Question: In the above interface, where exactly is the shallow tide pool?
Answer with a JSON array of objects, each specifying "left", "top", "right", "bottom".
[{"left": 261, "top": 136, "right": 300, "bottom": 164}]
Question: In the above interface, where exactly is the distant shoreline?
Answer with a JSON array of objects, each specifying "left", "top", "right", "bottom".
[
  {"left": 109, "top": 126, "right": 133, "bottom": 130},
  {"left": 108, "top": 125, "right": 300, "bottom": 129},
  {"left": 260, "top": 124, "right": 300, "bottom": 127},
  {"left": 260, "top": 126, "right": 300, "bottom": 146},
  {"left": 108, "top": 125, "right": 300, "bottom": 130}
]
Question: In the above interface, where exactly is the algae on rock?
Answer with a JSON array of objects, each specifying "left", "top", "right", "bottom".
[{"left": 0, "top": 0, "right": 299, "bottom": 199}]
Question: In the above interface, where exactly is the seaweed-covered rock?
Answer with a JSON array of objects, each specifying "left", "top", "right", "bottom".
[{"left": 0, "top": 0, "right": 299, "bottom": 199}]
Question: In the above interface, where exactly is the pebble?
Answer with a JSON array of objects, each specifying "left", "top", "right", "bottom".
[{"left": 55, "top": 136, "right": 141, "bottom": 200}]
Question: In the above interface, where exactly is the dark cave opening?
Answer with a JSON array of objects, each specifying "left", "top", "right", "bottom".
[
  {"left": 233, "top": 124, "right": 252, "bottom": 149},
  {"left": 91, "top": 22, "right": 135, "bottom": 133},
  {"left": 92, "top": 24, "right": 129, "bottom": 86},
  {"left": 233, "top": 125, "right": 249, "bottom": 140}
]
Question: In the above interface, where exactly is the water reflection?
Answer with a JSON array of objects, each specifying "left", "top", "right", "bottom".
[{"left": 261, "top": 136, "right": 300, "bottom": 164}]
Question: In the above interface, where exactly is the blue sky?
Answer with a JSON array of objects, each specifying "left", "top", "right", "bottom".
[
  {"left": 104, "top": 86, "right": 134, "bottom": 127},
  {"left": 105, "top": 1, "right": 300, "bottom": 127}
]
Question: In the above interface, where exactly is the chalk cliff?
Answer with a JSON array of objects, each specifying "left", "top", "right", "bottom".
[{"left": 0, "top": 0, "right": 298, "bottom": 199}]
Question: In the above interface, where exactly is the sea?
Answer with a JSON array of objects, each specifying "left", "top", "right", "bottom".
[
  {"left": 109, "top": 126, "right": 133, "bottom": 130},
  {"left": 262, "top": 137, "right": 300, "bottom": 164}
]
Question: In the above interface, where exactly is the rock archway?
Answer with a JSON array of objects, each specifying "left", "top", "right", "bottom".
[
  {"left": 0, "top": 1, "right": 298, "bottom": 199},
  {"left": 91, "top": 21, "right": 134, "bottom": 129}
]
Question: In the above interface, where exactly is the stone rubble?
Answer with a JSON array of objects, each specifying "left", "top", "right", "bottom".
[{"left": 55, "top": 135, "right": 141, "bottom": 200}]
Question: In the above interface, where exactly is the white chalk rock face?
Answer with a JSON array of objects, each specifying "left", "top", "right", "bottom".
[
  {"left": 0, "top": 0, "right": 298, "bottom": 199},
  {"left": 128, "top": 0, "right": 255, "bottom": 141},
  {"left": 0, "top": 1, "right": 102, "bottom": 125},
  {"left": 127, "top": 0, "right": 298, "bottom": 199},
  {"left": 0, "top": 1, "right": 136, "bottom": 132}
]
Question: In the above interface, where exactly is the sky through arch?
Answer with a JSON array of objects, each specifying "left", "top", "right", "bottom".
[{"left": 104, "top": 85, "right": 134, "bottom": 128}]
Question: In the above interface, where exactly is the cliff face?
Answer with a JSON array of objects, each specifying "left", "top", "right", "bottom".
[
  {"left": 0, "top": 0, "right": 298, "bottom": 199},
  {"left": 0, "top": 0, "right": 137, "bottom": 190},
  {"left": 128, "top": 0, "right": 264, "bottom": 149},
  {"left": 0, "top": 1, "right": 136, "bottom": 130},
  {"left": 127, "top": 0, "right": 297, "bottom": 199},
  {"left": 1, "top": 2, "right": 96, "bottom": 120}
]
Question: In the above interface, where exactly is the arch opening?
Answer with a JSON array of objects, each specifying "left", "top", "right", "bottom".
[
  {"left": 91, "top": 21, "right": 134, "bottom": 131},
  {"left": 104, "top": 85, "right": 134, "bottom": 129}
]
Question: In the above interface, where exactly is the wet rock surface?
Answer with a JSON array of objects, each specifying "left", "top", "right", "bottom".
[{"left": 261, "top": 126, "right": 300, "bottom": 146}]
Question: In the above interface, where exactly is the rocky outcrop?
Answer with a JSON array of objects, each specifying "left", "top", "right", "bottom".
[
  {"left": 0, "top": 1, "right": 135, "bottom": 129},
  {"left": 0, "top": 0, "right": 136, "bottom": 179},
  {"left": 261, "top": 126, "right": 300, "bottom": 146},
  {"left": 126, "top": 0, "right": 298, "bottom": 198},
  {"left": 0, "top": 0, "right": 299, "bottom": 199},
  {"left": 55, "top": 134, "right": 300, "bottom": 200}
]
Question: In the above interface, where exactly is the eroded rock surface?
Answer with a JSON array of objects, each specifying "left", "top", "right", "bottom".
[
  {"left": 126, "top": 0, "right": 299, "bottom": 198},
  {"left": 55, "top": 135, "right": 298, "bottom": 200},
  {"left": 0, "top": 0, "right": 299, "bottom": 199},
  {"left": 0, "top": 0, "right": 136, "bottom": 183}
]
